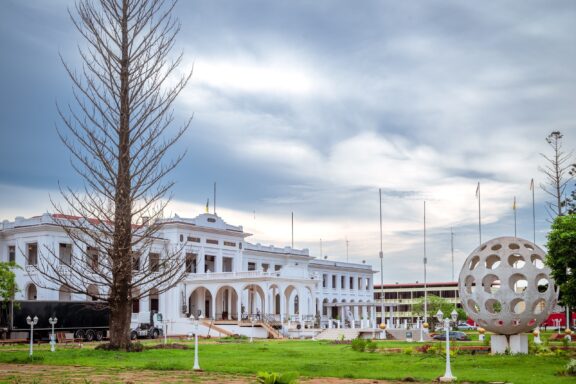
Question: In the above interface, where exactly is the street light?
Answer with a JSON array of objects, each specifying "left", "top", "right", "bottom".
[
  {"left": 26, "top": 315, "right": 39, "bottom": 357},
  {"left": 49, "top": 317, "right": 58, "bottom": 352},
  {"left": 436, "top": 309, "right": 458, "bottom": 382},
  {"left": 191, "top": 315, "right": 201, "bottom": 371}
]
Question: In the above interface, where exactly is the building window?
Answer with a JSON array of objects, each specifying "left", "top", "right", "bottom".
[
  {"left": 349, "top": 276, "right": 354, "bottom": 290},
  {"left": 150, "top": 288, "right": 159, "bottom": 312},
  {"left": 132, "top": 297, "right": 140, "bottom": 313},
  {"left": 187, "top": 236, "right": 200, "bottom": 243},
  {"left": 8, "top": 246, "right": 15, "bottom": 263},
  {"left": 274, "top": 265, "right": 282, "bottom": 271},
  {"left": 222, "top": 257, "right": 233, "bottom": 272},
  {"left": 59, "top": 285, "right": 72, "bottom": 301},
  {"left": 322, "top": 274, "right": 327, "bottom": 288},
  {"left": 206, "top": 239, "right": 219, "bottom": 245},
  {"left": 223, "top": 241, "right": 236, "bottom": 247},
  {"left": 132, "top": 289, "right": 140, "bottom": 313},
  {"left": 248, "top": 262, "right": 256, "bottom": 271},
  {"left": 366, "top": 278, "right": 371, "bottom": 290},
  {"left": 358, "top": 277, "right": 362, "bottom": 291},
  {"left": 185, "top": 253, "right": 197, "bottom": 273},
  {"left": 149, "top": 253, "right": 160, "bottom": 272},
  {"left": 87, "top": 246, "right": 99, "bottom": 271},
  {"left": 87, "top": 284, "right": 99, "bottom": 301},
  {"left": 59, "top": 243, "right": 72, "bottom": 265},
  {"left": 205, "top": 255, "right": 215, "bottom": 272},
  {"left": 132, "top": 252, "right": 140, "bottom": 271},
  {"left": 179, "top": 234, "right": 184, "bottom": 242},
  {"left": 27, "top": 243, "right": 38, "bottom": 266},
  {"left": 26, "top": 284, "right": 37, "bottom": 300},
  {"left": 340, "top": 276, "right": 345, "bottom": 289},
  {"left": 261, "top": 263, "right": 269, "bottom": 272},
  {"left": 332, "top": 275, "right": 336, "bottom": 289}
]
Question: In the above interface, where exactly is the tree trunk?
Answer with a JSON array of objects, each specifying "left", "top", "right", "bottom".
[
  {"left": 109, "top": 0, "right": 133, "bottom": 350},
  {"left": 108, "top": 287, "right": 132, "bottom": 349}
]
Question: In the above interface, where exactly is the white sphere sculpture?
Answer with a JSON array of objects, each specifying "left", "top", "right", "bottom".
[{"left": 458, "top": 237, "right": 557, "bottom": 335}]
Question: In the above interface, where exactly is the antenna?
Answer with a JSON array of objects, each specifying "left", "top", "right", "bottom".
[{"left": 291, "top": 212, "right": 294, "bottom": 249}]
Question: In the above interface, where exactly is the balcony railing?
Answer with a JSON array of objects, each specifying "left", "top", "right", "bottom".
[{"left": 188, "top": 270, "right": 319, "bottom": 281}]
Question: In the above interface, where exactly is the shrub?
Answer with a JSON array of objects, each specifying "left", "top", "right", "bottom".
[
  {"left": 366, "top": 341, "right": 378, "bottom": 353},
  {"left": 351, "top": 338, "right": 367, "bottom": 352},
  {"left": 565, "top": 359, "right": 576, "bottom": 376},
  {"left": 257, "top": 371, "right": 299, "bottom": 384},
  {"left": 127, "top": 341, "right": 144, "bottom": 352}
]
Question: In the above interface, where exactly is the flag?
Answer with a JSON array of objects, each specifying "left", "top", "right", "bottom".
[
  {"left": 205, "top": 198, "right": 209, "bottom": 213},
  {"left": 530, "top": 178, "right": 534, "bottom": 191},
  {"left": 475, "top": 182, "right": 480, "bottom": 198},
  {"left": 513, "top": 196, "right": 516, "bottom": 210}
]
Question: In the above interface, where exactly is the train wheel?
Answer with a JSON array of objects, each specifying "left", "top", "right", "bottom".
[
  {"left": 74, "top": 329, "right": 85, "bottom": 340},
  {"left": 95, "top": 330, "right": 104, "bottom": 341},
  {"left": 85, "top": 329, "right": 95, "bottom": 342}
]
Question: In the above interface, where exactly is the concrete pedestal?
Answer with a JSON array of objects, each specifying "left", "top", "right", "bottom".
[
  {"left": 490, "top": 334, "right": 508, "bottom": 354},
  {"left": 509, "top": 334, "right": 528, "bottom": 354},
  {"left": 490, "top": 334, "right": 529, "bottom": 354}
]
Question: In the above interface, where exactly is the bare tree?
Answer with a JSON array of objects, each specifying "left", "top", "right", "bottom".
[
  {"left": 31, "top": 0, "right": 191, "bottom": 350},
  {"left": 539, "top": 131, "right": 573, "bottom": 220}
]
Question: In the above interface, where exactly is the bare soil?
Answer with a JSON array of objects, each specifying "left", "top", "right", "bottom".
[{"left": 0, "top": 364, "right": 416, "bottom": 383}]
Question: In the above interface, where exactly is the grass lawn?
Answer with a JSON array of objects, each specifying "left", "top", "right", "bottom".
[{"left": 0, "top": 339, "right": 574, "bottom": 383}]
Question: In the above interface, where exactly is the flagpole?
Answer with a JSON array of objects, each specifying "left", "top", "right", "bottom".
[
  {"left": 513, "top": 196, "right": 517, "bottom": 238},
  {"left": 451, "top": 227, "right": 454, "bottom": 282},
  {"left": 531, "top": 179, "right": 536, "bottom": 244},
  {"left": 423, "top": 201, "right": 428, "bottom": 327},
  {"left": 476, "top": 182, "right": 482, "bottom": 245},
  {"left": 379, "top": 189, "right": 385, "bottom": 328},
  {"left": 291, "top": 212, "right": 294, "bottom": 248}
]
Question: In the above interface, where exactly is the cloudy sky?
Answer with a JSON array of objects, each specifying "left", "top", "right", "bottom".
[{"left": 1, "top": 0, "right": 575, "bottom": 283}]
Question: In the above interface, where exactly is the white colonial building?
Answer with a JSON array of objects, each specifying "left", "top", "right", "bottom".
[{"left": 0, "top": 212, "right": 376, "bottom": 338}]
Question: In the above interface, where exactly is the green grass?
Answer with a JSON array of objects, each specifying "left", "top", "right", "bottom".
[{"left": 0, "top": 339, "right": 573, "bottom": 383}]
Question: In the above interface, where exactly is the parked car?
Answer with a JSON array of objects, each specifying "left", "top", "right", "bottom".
[
  {"left": 456, "top": 322, "right": 476, "bottom": 330},
  {"left": 432, "top": 331, "right": 470, "bottom": 341}
]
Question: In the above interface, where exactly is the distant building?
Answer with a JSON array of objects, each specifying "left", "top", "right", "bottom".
[
  {"left": 1, "top": 213, "right": 376, "bottom": 338},
  {"left": 374, "top": 281, "right": 460, "bottom": 326}
]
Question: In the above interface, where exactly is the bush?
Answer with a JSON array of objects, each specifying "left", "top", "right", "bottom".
[
  {"left": 257, "top": 371, "right": 299, "bottom": 384},
  {"left": 366, "top": 341, "right": 378, "bottom": 353},
  {"left": 351, "top": 338, "right": 367, "bottom": 352},
  {"left": 127, "top": 342, "right": 144, "bottom": 352},
  {"left": 565, "top": 359, "right": 576, "bottom": 376}
]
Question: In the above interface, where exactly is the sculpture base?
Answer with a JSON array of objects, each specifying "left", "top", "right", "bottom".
[
  {"left": 439, "top": 376, "right": 457, "bottom": 382},
  {"left": 490, "top": 334, "right": 528, "bottom": 354}
]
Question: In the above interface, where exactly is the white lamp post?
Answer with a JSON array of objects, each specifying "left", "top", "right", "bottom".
[
  {"left": 250, "top": 316, "right": 255, "bottom": 343},
  {"left": 49, "top": 317, "right": 58, "bottom": 352},
  {"left": 26, "top": 315, "right": 39, "bottom": 357},
  {"left": 191, "top": 315, "right": 201, "bottom": 371},
  {"left": 436, "top": 309, "right": 458, "bottom": 382}
]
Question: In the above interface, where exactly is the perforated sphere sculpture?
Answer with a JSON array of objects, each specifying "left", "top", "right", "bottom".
[{"left": 458, "top": 236, "right": 557, "bottom": 335}]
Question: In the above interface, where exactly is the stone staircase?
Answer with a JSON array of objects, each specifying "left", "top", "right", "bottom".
[
  {"left": 315, "top": 328, "right": 361, "bottom": 341},
  {"left": 202, "top": 319, "right": 235, "bottom": 337},
  {"left": 261, "top": 322, "right": 283, "bottom": 339},
  {"left": 384, "top": 328, "right": 432, "bottom": 341}
]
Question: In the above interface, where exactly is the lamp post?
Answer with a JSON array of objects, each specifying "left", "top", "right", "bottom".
[
  {"left": 26, "top": 315, "right": 38, "bottom": 357},
  {"left": 49, "top": 317, "right": 58, "bottom": 352},
  {"left": 436, "top": 309, "right": 458, "bottom": 382},
  {"left": 250, "top": 316, "right": 255, "bottom": 343},
  {"left": 190, "top": 315, "right": 201, "bottom": 371}
]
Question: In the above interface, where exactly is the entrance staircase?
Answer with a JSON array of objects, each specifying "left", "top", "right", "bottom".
[
  {"left": 315, "top": 328, "right": 360, "bottom": 341},
  {"left": 201, "top": 319, "right": 235, "bottom": 337},
  {"left": 261, "top": 321, "right": 283, "bottom": 339}
]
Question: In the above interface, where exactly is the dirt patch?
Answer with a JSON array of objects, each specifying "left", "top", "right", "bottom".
[{"left": 0, "top": 364, "right": 418, "bottom": 383}]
